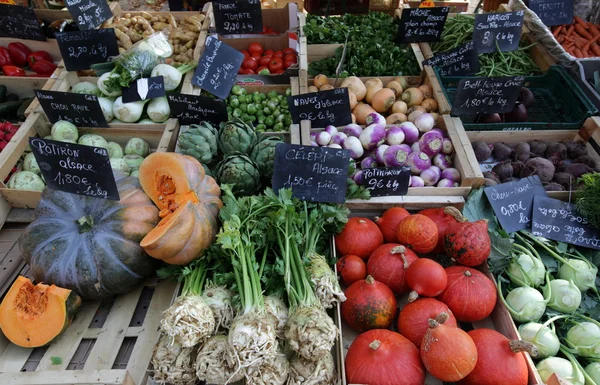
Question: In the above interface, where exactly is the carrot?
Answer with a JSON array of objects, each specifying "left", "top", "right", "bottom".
[
  {"left": 591, "top": 43, "right": 600, "bottom": 57},
  {"left": 566, "top": 25, "right": 575, "bottom": 36},
  {"left": 583, "top": 34, "right": 600, "bottom": 50},
  {"left": 563, "top": 42, "right": 574, "bottom": 49},
  {"left": 558, "top": 35, "right": 566, "bottom": 43},
  {"left": 589, "top": 24, "right": 600, "bottom": 36},
  {"left": 553, "top": 25, "right": 563, "bottom": 37},
  {"left": 574, "top": 48, "right": 584, "bottom": 58},
  {"left": 575, "top": 24, "right": 594, "bottom": 40},
  {"left": 574, "top": 16, "right": 589, "bottom": 28}
]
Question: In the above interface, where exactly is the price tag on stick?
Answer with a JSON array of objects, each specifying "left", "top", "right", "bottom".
[
  {"left": 423, "top": 41, "right": 480, "bottom": 77},
  {"left": 287, "top": 88, "right": 352, "bottom": 128},
  {"left": 272, "top": 143, "right": 350, "bottom": 204},
  {"left": 532, "top": 195, "right": 600, "bottom": 250},
  {"left": 57, "top": 29, "right": 119, "bottom": 72},
  {"left": 191, "top": 36, "right": 244, "bottom": 100},
  {"left": 362, "top": 167, "right": 411, "bottom": 197},
  {"left": 29, "top": 137, "right": 119, "bottom": 200},
  {"left": 396, "top": 7, "right": 450, "bottom": 44},
  {"left": 35, "top": 90, "right": 109, "bottom": 128},
  {"left": 473, "top": 11, "right": 524, "bottom": 53},
  {"left": 0, "top": 4, "right": 46, "bottom": 41},
  {"left": 213, "top": 0, "right": 262, "bottom": 35},
  {"left": 528, "top": 0, "right": 574, "bottom": 27},
  {"left": 452, "top": 75, "right": 524, "bottom": 116},
  {"left": 484, "top": 176, "right": 547, "bottom": 234},
  {"left": 65, "top": 0, "right": 112, "bottom": 31},
  {"left": 168, "top": 94, "right": 228, "bottom": 125}
]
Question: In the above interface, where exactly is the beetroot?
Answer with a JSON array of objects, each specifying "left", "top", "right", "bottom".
[
  {"left": 547, "top": 156, "right": 565, "bottom": 171},
  {"left": 553, "top": 172, "right": 575, "bottom": 189},
  {"left": 492, "top": 142, "right": 513, "bottom": 161},
  {"left": 492, "top": 161, "right": 513, "bottom": 181},
  {"left": 564, "top": 141, "right": 587, "bottom": 159},
  {"left": 545, "top": 142, "right": 567, "bottom": 160},
  {"left": 472, "top": 141, "right": 492, "bottom": 162},
  {"left": 504, "top": 103, "right": 528, "bottom": 122},
  {"left": 513, "top": 142, "right": 531, "bottom": 162},
  {"left": 528, "top": 140, "right": 547, "bottom": 157},
  {"left": 518, "top": 87, "right": 535, "bottom": 108},
  {"left": 562, "top": 163, "right": 595, "bottom": 178},
  {"left": 502, "top": 177, "right": 519, "bottom": 183},
  {"left": 482, "top": 171, "right": 501, "bottom": 184},
  {"left": 511, "top": 161, "right": 525, "bottom": 176},
  {"left": 483, "top": 179, "right": 498, "bottom": 187},
  {"left": 573, "top": 155, "right": 599, "bottom": 170},
  {"left": 544, "top": 183, "right": 565, "bottom": 192},
  {"left": 524, "top": 157, "right": 555, "bottom": 182}
]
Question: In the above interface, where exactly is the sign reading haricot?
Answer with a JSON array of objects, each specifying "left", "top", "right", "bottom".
[
  {"left": 64, "top": 0, "right": 112, "bottom": 30},
  {"left": 362, "top": 167, "right": 411, "bottom": 197},
  {"left": 29, "top": 137, "right": 120, "bottom": 200},
  {"left": 528, "top": 0, "right": 574, "bottom": 27},
  {"left": 452, "top": 75, "right": 525, "bottom": 116},
  {"left": 56, "top": 29, "right": 119, "bottom": 71},
  {"left": 212, "top": 0, "right": 262, "bottom": 35},
  {"left": 473, "top": 11, "right": 524, "bottom": 53},
  {"left": 423, "top": 41, "right": 480, "bottom": 76},
  {"left": 35, "top": 90, "right": 109, "bottom": 128},
  {"left": 287, "top": 88, "right": 352, "bottom": 128},
  {"left": 396, "top": 6, "right": 450, "bottom": 44},
  {"left": 168, "top": 94, "right": 228, "bottom": 125},
  {"left": 272, "top": 143, "right": 350, "bottom": 204},
  {"left": 0, "top": 4, "right": 46, "bottom": 41}
]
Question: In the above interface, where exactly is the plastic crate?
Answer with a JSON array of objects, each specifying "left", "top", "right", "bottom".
[
  {"left": 437, "top": 65, "right": 598, "bottom": 131},
  {"left": 572, "top": 58, "right": 600, "bottom": 109}
]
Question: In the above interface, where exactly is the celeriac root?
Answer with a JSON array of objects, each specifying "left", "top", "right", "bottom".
[
  {"left": 151, "top": 333, "right": 197, "bottom": 385},
  {"left": 160, "top": 295, "right": 215, "bottom": 348},
  {"left": 229, "top": 311, "right": 278, "bottom": 369},
  {"left": 306, "top": 253, "right": 346, "bottom": 309},
  {"left": 264, "top": 295, "right": 289, "bottom": 338},
  {"left": 285, "top": 306, "right": 337, "bottom": 361},
  {"left": 202, "top": 284, "right": 235, "bottom": 332},
  {"left": 196, "top": 335, "right": 243, "bottom": 384},
  {"left": 287, "top": 352, "right": 336, "bottom": 385},
  {"left": 245, "top": 350, "right": 290, "bottom": 385}
]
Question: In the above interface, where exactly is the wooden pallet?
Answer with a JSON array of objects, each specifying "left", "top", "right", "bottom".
[{"left": 0, "top": 277, "right": 179, "bottom": 385}]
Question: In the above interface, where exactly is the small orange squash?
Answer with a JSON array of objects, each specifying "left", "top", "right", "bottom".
[
  {"left": 396, "top": 214, "right": 438, "bottom": 254},
  {"left": 139, "top": 152, "right": 222, "bottom": 265},
  {"left": 0, "top": 276, "right": 82, "bottom": 348}
]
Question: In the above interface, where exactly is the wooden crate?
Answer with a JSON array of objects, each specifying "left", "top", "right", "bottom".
[
  {"left": 403, "top": 0, "right": 469, "bottom": 13},
  {"left": 0, "top": 112, "right": 179, "bottom": 212},
  {"left": 460, "top": 116, "right": 600, "bottom": 201},
  {"left": 0, "top": 277, "right": 179, "bottom": 385}
]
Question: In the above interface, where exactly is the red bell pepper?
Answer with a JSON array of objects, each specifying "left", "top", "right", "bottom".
[
  {"left": 27, "top": 51, "right": 53, "bottom": 67},
  {"left": 8, "top": 42, "right": 31, "bottom": 67},
  {"left": 0, "top": 47, "right": 13, "bottom": 67},
  {"left": 30, "top": 59, "right": 57, "bottom": 76},
  {"left": 2, "top": 66, "right": 26, "bottom": 76}
]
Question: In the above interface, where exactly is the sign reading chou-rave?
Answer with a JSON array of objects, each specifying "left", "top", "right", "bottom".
[{"left": 35, "top": 90, "right": 109, "bottom": 128}]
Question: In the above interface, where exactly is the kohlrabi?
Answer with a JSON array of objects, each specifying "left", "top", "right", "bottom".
[
  {"left": 543, "top": 277, "right": 581, "bottom": 314},
  {"left": 536, "top": 356, "right": 585, "bottom": 385},
  {"left": 498, "top": 277, "right": 548, "bottom": 323},
  {"left": 558, "top": 257, "right": 599, "bottom": 295},
  {"left": 564, "top": 317, "right": 600, "bottom": 359},
  {"left": 518, "top": 315, "right": 565, "bottom": 359},
  {"left": 585, "top": 362, "right": 600, "bottom": 385},
  {"left": 506, "top": 244, "right": 546, "bottom": 287}
]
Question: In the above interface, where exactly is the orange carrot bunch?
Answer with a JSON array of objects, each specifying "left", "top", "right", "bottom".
[{"left": 551, "top": 16, "right": 600, "bottom": 58}]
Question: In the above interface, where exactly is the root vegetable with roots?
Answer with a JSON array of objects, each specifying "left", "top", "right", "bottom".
[
  {"left": 306, "top": 252, "right": 346, "bottom": 309},
  {"left": 202, "top": 283, "right": 235, "bottom": 332},
  {"left": 284, "top": 305, "right": 337, "bottom": 360},
  {"left": 195, "top": 334, "right": 244, "bottom": 384},
  {"left": 264, "top": 295, "right": 289, "bottom": 338},
  {"left": 245, "top": 349, "right": 290, "bottom": 385},
  {"left": 151, "top": 333, "right": 198, "bottom": 385},
  {"left": 287, "top": 352, "right": 337, "bottom": 385}
]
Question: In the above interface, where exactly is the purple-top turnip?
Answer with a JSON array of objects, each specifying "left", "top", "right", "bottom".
[
  {"left": 437, "top": 178, "right": 459, "bottom": 187},
  {"left": 384, "top": 145, "right": 410, "bottom": 167},
  {"left": 374, "top": 145, "right": 389, "bottom": 166},
  {"left": 365, "top": 112, "right": 386, "bottom": 126},
  {"left": 316, "top": 131, "right": 332, "bottom": 146},
  {"left": 433, "top": 153, "right": 453, "bottom": 170},
  {"left": 343, "top": 136, "right": 364, "bottom": 159},
  {"left": 407, "top": 150, "right": 431, "bottom": 174},
  {"left": 324, "top": 125, "right": 337, "bottom": 137},
  {"left": 410, "top": 176, "right": 425, "bottom": 187},
  {"left": 442, "top": 138, "right": 454, "bottom": 155},
  {"left": 331, "top": 132, "right": 348, "bottom": 146},
  {"left": 399, "top": 122, "right": 419, "bottom": 144},
  {"left": 419, "top": 130, "right": 444, "bottom": 157},
  {"left": 414, "top": 113, "right": 435, "bottom": 133},
  {"left": 361, "top": 157, "right": 377, "bottom": 169},
  {"left": 359, "top": 124, "right": 386, "bottom": 150},
  {"left": 342, "top": 124, "right": 363, "bottom": 138},
  {"left": 385, "top": 125, "right": 405, "bottom": 145},
  {"left": 441, "top": 168, "right": 460, "bottom": 182}
]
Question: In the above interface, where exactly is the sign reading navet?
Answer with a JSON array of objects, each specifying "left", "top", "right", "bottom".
[
  {"left": 57, "top": 29, "right": 119, "bottom": 71},
  {"left": 213, "top": 0, "right": 262, "bottom": 35},
  {"left": 122, "top": 76, "right": 165, "bottom": 103},
  {"left": 484, "top": 176, "right": 547, "bottom": 233},
  {"left": 452, "top": 75, "right": 525, "bottom": 115},
  {"left": 272, "top": 143, "right": 350, "bottom": 204},
  {"left": 287, "top": 88, "right": 352, "bottom": 128},
  {"left": 362, "top": 167, "right": 411, "bottom": 197},
  {"left": 168, "top": 94, "right": 228, "bottom": 125},
  {"left": 528, "top": 0, "right": 574, "bottom": 26},
  {"left": 532, "top": 195, "right": 600, "bottom": 250},
  {"left": 35, "top": 89, "right": 109, "bottom": 128},
  {"left": 192, "top": 36, "right": 244, "bottom": 100},
  {"left": 474, "top": 11, "right": 524, "bottom": 53},
  {"left": 65, "top": 0, "right": 112, "bottom": 30},
  {"left": 29, "top": 137, "right": 119, "bottom": 200},
  {"left": 423, "top": 41, "right": 480, "bottom": 76},
  {"left": 0, "top": 4, "right": 45, "bottom": 41},
  {"left": 396, "top": 6, "right": 450, "bottom": 44}
]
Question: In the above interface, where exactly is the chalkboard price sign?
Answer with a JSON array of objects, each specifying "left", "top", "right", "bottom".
[
  {"left": 396, "top": 6, "right": 450, "bottom": 44},
  {"left": 168, "top": 94, "right": 228, "bottom": 125},
  {"left": 0, "top": 4, "right": 46, "bottom": 41},
  {"left": 423, "top": 41, "right": 480, "bottom": 77},
  {"left": 528, "top": 0, "right": 574, "bottom": 26},
  {"left": 287, "top": 88, "right": 352, "bottom": 128},
  {"left": 192, "top": 36, "right": 244, "bottom": 100},
  {"left": 57, "top": 29, "right": 119, "bottom": 72},
  {"left": 452, "top": 75, "right": 525, "bottom": 116},
  {"left": 65, "top": 0, "right": 112, "bottom": 30},
  {"left": 272, "top": 143, "right": 350, "bottom": 204},
  {"left": 29, "top": 137, "right": 119, "bottom": 201},
  {"left": 484, "top": 176, "right": 547, "bottom": 233},
  {"left": 474, "top": 11, "right": 524, "bottom": 54},
  {"left": 213, "top": 0, "right": 262, "bottom": 35},
  {"left": 122, "top": 76, "right": 166, "bottom": 103},
  {"left": 35, "top": 90, "right": 109, "bottom": 128},
  {"left": 362, "top": 167, "right": 411, "bottom": 197},
  {"left": 532, "top": 196, "right": 600, "bottom": 250}
]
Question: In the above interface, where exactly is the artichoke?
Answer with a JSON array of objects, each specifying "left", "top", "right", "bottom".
[
  {"left": 218, "top": 118, "right": 258, "bottom": 156},
  {"left": 216, "top": 154, "right": 261, "bottom": 196},
  {"left": 250, "top": 136, "right": 282, "bottom": 178},
  {"left": 178, "top": 122, "right": 219, "bottom": 164}
]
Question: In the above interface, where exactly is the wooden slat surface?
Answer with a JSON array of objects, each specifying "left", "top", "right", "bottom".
[{"left": 0, "top": 225, "right": 27, "bottom": 299}]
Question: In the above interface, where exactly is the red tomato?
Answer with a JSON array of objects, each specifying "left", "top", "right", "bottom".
[
  {"left": 273, "top": 50, "right": 284, "bottom": 59},
  {"left": 263, "top": 49, "right": 274, "bottom": 56},
  {"left": 248, "top": 42, "right": 264, "bottom": 56},
  {"left": 242, "top": 57, "right": 258, "bottom": 70},
  {"left": 268, "top": 57, "right": 284, "bottom": 72},
  {"left": 238, "top": 67, "right": 245, "bottom": 74},
  {"left": 284, "top": 53, "right": 297, "bottom": 64},
  {"left": 258, "top": 56, "right": 271, "bottom": 66},
  {"left": 246, "top": 68, "right": 256, "bottom": 74},
  {"left": 241, "top": 49, "right": 250, "bottom": 57},
  {"left": 257, "top": 66, "right": 270, "bottom": 74},
  {"left": 250, "top": 53, "right": 261, "bottom": 60},
  {"left": 283, "top": 47, "right": 296, "bottom": 56},
  {"left": 273, "top": 69, "right": 285, "bottom": 74}
]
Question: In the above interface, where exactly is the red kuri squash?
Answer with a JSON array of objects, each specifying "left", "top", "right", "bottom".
[
  {"left": 406, "top": 258, "right": 447, "bottom": 298},
  {"left": 421, "top": 312, "right": 478, "bottom": 382},
  {"left": 419, "top": 206, "right": 461, "bottom": 254},
  {"left": 444, "top": 218, "right": 491, "bottom": 267},
  {"left": 346, "top": 329, "right": 425, "bottom": 385},
  {"left": 336, "top": 217, "right": 384, "bottom": 259},
  {"left": 398, "top": 297, "right": 457, "bottom": 347},
  {"left": 437, "top": 266, "right": 497, "bottom": 322},
  {"left": 336, "top": 255, "right": 367, "bottom": 286},
  {"left": 396, "top": 214, "right": 438, "bottom": 254},
  {"left": 374, "top": 207, "right": 410, "bottom": 243},
  {"left": 341, "top": 275, "right": 397, "bottom": 332},
  {"left": 460, "top": 328, "right": 536, "bottom": 385},
  {"left": 367, "top": 244, "right": 418, "bottom": 295}
]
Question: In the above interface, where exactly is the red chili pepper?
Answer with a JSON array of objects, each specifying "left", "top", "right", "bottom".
[
  {"left": 30, "top": 59, "right": 57, "bottom": 75},
  {"left": 2, "top": 66, "right": 26, "bottom": 76},
  {"left": 0, "top": 47, "right": 13, "bottom": 67},
  {"left": 27, "top": 51, "right": 53, "bottom": 67},
  {"left": 7, "top": 42, "right": 31, "bottom": 67}
]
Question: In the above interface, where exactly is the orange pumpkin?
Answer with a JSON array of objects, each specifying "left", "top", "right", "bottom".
[
  {"left": 139, "top": 153, "right": 222, "bottom": 265},
  {"left": 396, "top": 214, "right": 438, "bottom": 254}
]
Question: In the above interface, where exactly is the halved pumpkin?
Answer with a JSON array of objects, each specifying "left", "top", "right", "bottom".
[
  {"left": 0, "top": 276, "right": 81, "bottom": 348},
  {"left": 139, "top": 153, "right": 222, "bottom": 265}
]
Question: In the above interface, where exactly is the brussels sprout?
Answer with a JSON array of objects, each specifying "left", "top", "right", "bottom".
[
  {"left": 23, "top": 153, "right": 41, "bottom": 175},
  {"left": 107, "top": 142, "right": 124, "bottom": 159},
  {"left": 125, "top": 138, "right": 150, "bottom": 157},
  {"left": 51, "top": 121, "right": 79, "bottom": 142},
  {"left": 7, "top": 171, "right": 45, "bottom": 191},
  {"left": 78, "top": 134, "right": 108, "bottom": 149}
]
